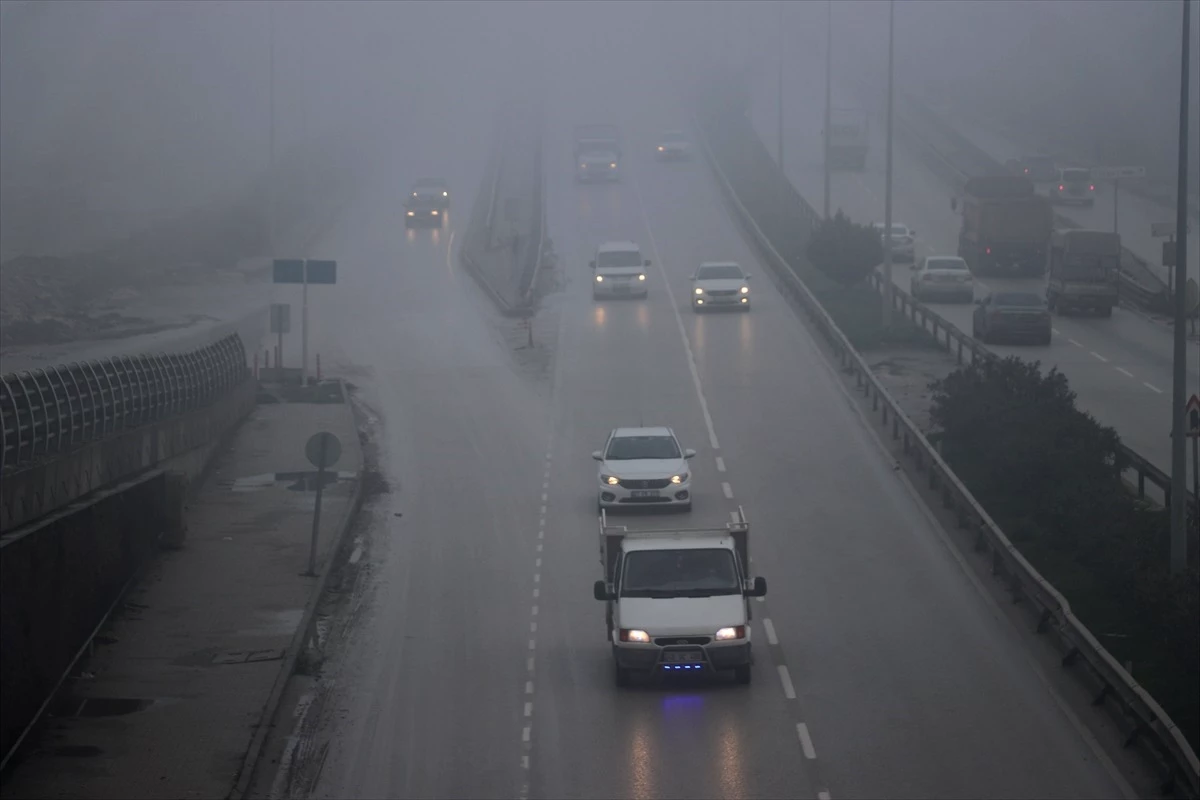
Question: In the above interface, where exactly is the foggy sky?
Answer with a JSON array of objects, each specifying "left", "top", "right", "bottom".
[{"left": 1, "top": 0, "right": 1195, "bottom": 260}]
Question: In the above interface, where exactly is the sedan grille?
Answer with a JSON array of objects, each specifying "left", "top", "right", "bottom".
[
  {"left": 705, "top": 289, "right": 738, "bottom": 297},
  {"left": 618, "top": 478, "right": 671, "bottom": 490},
  {"left": 654, "top": 636, "right": 712, "bottom": 646}
]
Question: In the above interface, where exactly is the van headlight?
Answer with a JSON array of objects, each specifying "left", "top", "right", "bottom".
[
  {"left": 638, "top": 274, "right": 646, "bottom": 281},
  {"left": 740, "top": 285, "right": 749, "bottom": 294},
  {"left": 715, "top": 626, "right": 745, "bottom": 640},
  {"left": 620, "top": 629, "right": 651, "bottom": 643},
  {"left": 694, "top": 287, "right": 704, "bottom": 295},
  {"left": 595, "top": 274, "right": 604, "bottom": 282}
]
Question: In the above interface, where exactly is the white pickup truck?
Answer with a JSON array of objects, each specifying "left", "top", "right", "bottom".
[{"left": 592, "top": 508, "right": 768, "bottom": 687}]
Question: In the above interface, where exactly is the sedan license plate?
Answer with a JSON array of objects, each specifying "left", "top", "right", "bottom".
[
  {"left": 613, "top": 284, "right": 631, "bottom": 294},
  {"left": 663, "top": 651, "right": 702, "bottom": 663},
  {"left": 630, "top": 489, "right": 659, "bottom": 498}
]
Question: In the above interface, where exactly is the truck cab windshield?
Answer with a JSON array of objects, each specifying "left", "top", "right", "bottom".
[{"left": 620, "top": 549, "right": 741, "bottom": 598}]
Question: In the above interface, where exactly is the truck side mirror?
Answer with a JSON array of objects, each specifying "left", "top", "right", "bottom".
[
  {"left": 747, "top": 576, "right": 768, "bottom": 597},
  {"left": 589, "top": 260, "right": 596, "bottom": 269},
  {"left": 593, "top": 580, "right": 610, "bottom": 601},
  {"left": 644, "top": 259, "right": 652, "bottom": 267}
]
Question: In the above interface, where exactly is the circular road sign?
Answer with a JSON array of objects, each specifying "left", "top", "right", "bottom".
[{"left": 305, "top": 432, "right": 342, "bottom": 470}]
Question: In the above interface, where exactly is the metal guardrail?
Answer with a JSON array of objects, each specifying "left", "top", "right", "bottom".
[
  {"left": 860, "top": 270, "right": 1198, "bottom": 528},
  {"left": 0, "top": 333, "right": 248, "bottom": 473},
  {"left": 692, "top": 110, "right": 1200, "bottom": 798}
]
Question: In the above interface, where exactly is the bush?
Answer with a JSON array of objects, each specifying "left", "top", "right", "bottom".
[
  {"left": 930, "top": 355, "right": 1199, "bottom": 751},
  {"left": 805, "top": 210, "right": 884, "bottom": 287}
]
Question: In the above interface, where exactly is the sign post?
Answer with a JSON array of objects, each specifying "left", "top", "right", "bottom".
[
  {"left": 269, "top": 303, "right": 290, "bottom": 371},
  {"left": 273, "top": 259, "right": 337, "bottom": 385},
  {"left": 302, "top": 431, "right": 342, "bottom": 577},
  {"left": 1187, "top": 394, "right": 1200, "bottom": 534},
  {"left": 1091, "top": 166, "right": 1145, "bottom": 234},
  {"left": 1151, "top": 222, "right": 1191, "bottom": 295}
]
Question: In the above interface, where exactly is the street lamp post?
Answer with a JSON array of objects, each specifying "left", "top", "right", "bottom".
[
  {"left": 268, "top": 1, "right": 276, "bottom": 257},
  {"left": 823, "top": 0, "right": 832, "bottom": 220},
  {"left": 777, "top": 0, "right": 785, "bottom": 229},
  {"left": 882, "top": 0, "right": 895, "bottom": 327},
  {"left": 1168, "top": 0, "right": 1192, "bottom": 575}
]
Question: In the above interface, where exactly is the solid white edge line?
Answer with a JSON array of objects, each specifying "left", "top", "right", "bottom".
[
  {"left": 1115, "top": 367, "right": 1134, "bottom": 378},
  {"left": 796, "top": 722, "right": 817, "bottom": 759},
  {"left": 1144, "top": 381, "right": 1163, "bottom": 394},
  {"left": 1089, "top": 351, "right": 1109, "bottom": 363}
]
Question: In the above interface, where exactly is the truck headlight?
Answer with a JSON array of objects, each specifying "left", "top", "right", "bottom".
[
  {"left": 670, "top": 473, "right": 688, "bottom": 484},
  {"left": 407, "top": 211, "right": 415, "bottom": 216},
  {"left": 595, "top": 275, "right": 604, "bottom": 282},
  {"left": 620, "top": 629, "right": 651, "bottom": 643},
  {"left": 638, "top": 274, "right": 646, "bottom": 281},
  {"left": 610, "top": 163, "right": 617, "bottom": 169},
  {"left": 431, "top": 210, "right": 438, "bottom": 215},
  {"left": 694, "top": 287, "right": 704, "bottom": 295},
  {"left": 443, "top": 191, "right": 448, "bottom": 197},
  {"left": 658, "top": 146, "right": 665, "bottom": 151},
  {"left": 740, "top": 286, "right": 749, "bottom": 294},
  {"left": 715, "top": 626, "right": 745, "bottom": 641}
]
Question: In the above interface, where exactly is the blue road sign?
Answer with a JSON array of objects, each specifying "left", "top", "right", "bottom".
[{"left": 273, "top": 259, "right": 337, "bottom": 284}]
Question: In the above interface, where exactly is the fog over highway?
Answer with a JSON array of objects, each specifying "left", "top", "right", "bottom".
[{"left": 2, "top": 2, "right": 1192, "bottom": 798}]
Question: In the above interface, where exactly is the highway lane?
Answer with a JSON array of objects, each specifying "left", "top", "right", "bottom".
[
  {"left": 526, "top": 70, "right": 1139, "bottom": 799},
  {"left": 748, "top": 71, "right": 1199, "bottom": 484},
  {"left": 255, "top": 139, "right": 552, "bottom": 798}
]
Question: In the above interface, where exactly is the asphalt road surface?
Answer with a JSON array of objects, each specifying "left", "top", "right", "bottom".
[
  {"left": 252, "top": 60, "right": 1155, "bottom": 800},
  {"left": 749, "top": 67, "right": 1199, "bottom": 487}
]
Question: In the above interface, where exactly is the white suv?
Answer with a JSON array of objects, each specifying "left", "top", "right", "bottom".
[
  {"left": 593, "top": 427, "right": 695, "bottom": 511},
  {"left": 691, "top": 261, "right": 750, "bottom": 311},
  {"left": 591, "top": 241, "right": 650, "bottom": 299}
]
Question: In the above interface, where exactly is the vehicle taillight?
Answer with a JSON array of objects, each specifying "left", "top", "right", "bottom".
[
  {"left": 1058, "top": 185, "right": 1065, "bottom": 191},
  {"left": 985, "top": 247, "right": 991, "bottom": 255},
  {"left": 1089, "top": 184, "right": 1095, "bottom": 191}
]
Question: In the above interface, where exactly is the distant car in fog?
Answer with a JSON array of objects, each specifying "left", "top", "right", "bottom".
[
  {"left": 578, "top": 150, "right": 621, "bottom": 183},
  {"left": 1018, "top": 155, "right": 1057, "bottom": 182},
  {"left": 1048, "top": 168, "right": 1095, "bottom": 207},
  {"left": 909, "top": 256, "right": 974, "bottom": 303},
  {"left": 691, "top": 261, "right": 750, "bottom": 311},
  {"left": 405, "top": 194, "right": 443, "bottom": 228},
  {"left": 591, "top": 241, "right": 649, "bottom": 299},
  {"left": 411, "top": 178, "right": 450, "bottom": 210},
  {"left": 972, "top": 291, "right": 1052, "bottom": 345},
  {"left": 872, "top": 222, "right": 916, "bottom": 262},
  {"left": 593, "top": 426, "right": 695, "bottom": 511},
  {"left": 655, "top": 130, "right": 691, "bottom": 160}
]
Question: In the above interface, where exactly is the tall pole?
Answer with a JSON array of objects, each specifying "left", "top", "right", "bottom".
[
  {"left": 268, "top": 1, "right": 276, "bottom": 257},
  {"left": 1169, "top": 0, "right": 1192, "bottom": 575},
  {"left": 777, "top": 1, "right": 785, "bottom": 228},
  {"left": 823, "top": 0, "right": 832, "bottom": 220},
  {"left": 882, "top": 0, "right": 895, "bottom": 327}
]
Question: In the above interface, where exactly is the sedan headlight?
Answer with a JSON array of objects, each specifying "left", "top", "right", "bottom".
[
  {"left": 740, "top": 285, "right": 749, "bottom": 294},
  {"left": 609, "top": 162, "right": 617, "bottom": 169},
  {"left": 407, "top": 211, "right": 415, "bottom": 216},
  {"left": 670, "top": 473, "right": 688, "bottom": 484},
  {"left": 694, "top": 287, "right": 704, "bottom": 295},
  {"left": 601, "top": 474, "right": 619, "bottom": 485},
  {"left": 658, "top": 145, "right": 665, "bottom": 151},
  {"left": 715, "top": 626, "right": 746, "bottom": 641},
  {"left": 637, "top": 274, "right": 646, "bottom": 281},
  {"left": 431, "top": 210, "right": 439, "bottom": 215},
  {"left": 595, "top": 275, "right": 604, "bottom": 282},
  {"left": 620, "top": 629, "right": 651, "bottom": 643},
  {"left": 442, "top": 191, "right": 449, "bottom": 197}
]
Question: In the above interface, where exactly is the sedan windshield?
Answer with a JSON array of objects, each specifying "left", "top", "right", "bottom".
[
  {"left": 926, "top": 258, "right": 968, "bottom": 271},
  {"left": 621, "top": 549, "right": 740, "bottom": 597},
  {"left": 605, "top": 435, "right": 680, "bottom": 460},
  {"left": 1061, "top": 169, "right": 1090, "bottom": 183},
  {"left": 597, "top": 250, "right": 642, "bottom": 268},
  {"left": 994, "top": 292, "right": 1044, "bottom": 307},
  {"left": 696, "top": 264, "right": 743, "bottom": 280}
]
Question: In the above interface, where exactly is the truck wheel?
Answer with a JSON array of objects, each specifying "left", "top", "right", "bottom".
[
  {"left": 734, "top": 664, "right": 752, "bottom": 685},
  {"left": 615, "top": 663, "right": 631, "bottom": 688}
]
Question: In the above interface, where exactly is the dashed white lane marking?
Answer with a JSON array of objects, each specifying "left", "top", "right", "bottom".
[
  {"left": 541, "top": 493, "right": 548, "bottom": 502},
  {"left": 1144, "top": 381, "right": 1163, "bottom": 394},
  {"left": 777, "top": 665, "right": 797, "bottom": 699},
  {"left": 631, "top": 176, "right": 720, "bottom": 451},
  {"left": 715, "top": 456, "right": 726, "bottom": 472},
  {"left": 722, "top": 481, "right": 734, "bottom": 499},
  {"left": 1089, "top": 351, "right": 1109, "bottom": 363},
  {"left": 524, "top": 701, "right": 533, "bottom": 717},
  {"left": 1115, "top": 367, "right": 1134, "bottom": 378},
  {"left": 521, "top": 446, "right": 553, "bottom": 798},
  {"left": 797, "top": 723, "right": 817, "bottom": 759},
  {"left": 1068, "top": 338, "right": 1083, "bottom": 347},
  {"left": 763, "top": 618, "right": 779, "bottom": 646},
  {"left": 1051, "top": 327, "right": 1060, "bottom": 335},
  {"left": 348, "top": 544, "right": 364, "bottom": 565},
  {"left": 522, "top": 727, "right": 531, "bottom": 743},
  {"left": 526, "top": 681, "right": 534, "bottom": 694},
  {"left": 818, "top": 791, "right": 832, "bottom": 800}
]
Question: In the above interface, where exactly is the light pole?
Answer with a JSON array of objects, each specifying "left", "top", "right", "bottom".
[
  {"left": 268, "top": 1, "right": 276, "bottom": 257},
  {"left": 777, "top": 0, "right": 785, "bottom": 228},
  {"left": 823, "top": 0, "right": 832, "bottom": 220},
  {"left": 1169, "top": 0, "right": 1192, "bottom": 575},
  {"left": 882, "top": 0, "right": 895, "bottom": 327}
]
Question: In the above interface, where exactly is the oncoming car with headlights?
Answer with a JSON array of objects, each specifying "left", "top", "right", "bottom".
[
  {"left": 691, "top": 261, "right": 750, "bottom": 311},
  {"left": 592, "top": 427, "right": 694, "bottom": 511},
  {"left": 405, "top": 194, "right": 443, "bottom": 228},
  {"left": 593, "top": 507, "right": 768, "bottom": 686},
  {"left": 411, "top": 178, "right": 450, "bottom": 210},
  {"left": 591, "top": 241, "right": 650, "bottom": 299}
]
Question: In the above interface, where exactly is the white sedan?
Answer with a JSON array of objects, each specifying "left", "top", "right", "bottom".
[
  {"left": 909, "top": 255, "right": 974, "bottom": 303},
  {"left": 593, "top": 427, "right": 696, "bottom": 511},
  {"left": 691, "top": 261, "right": 751, "bottom": 311},
  {"left": 872, "top": 222, "right": 916, "bottom": 262}
]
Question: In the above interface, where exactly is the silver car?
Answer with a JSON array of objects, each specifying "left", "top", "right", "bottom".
[
  {"left": 873, "top": 222, "right": 916, "bottom": 262},
  {"left": 691, "top": 261, "right": 751, "bottom": 311},
  {"left": 909, "top": 256, "right": 974, "bottom": 303}
]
